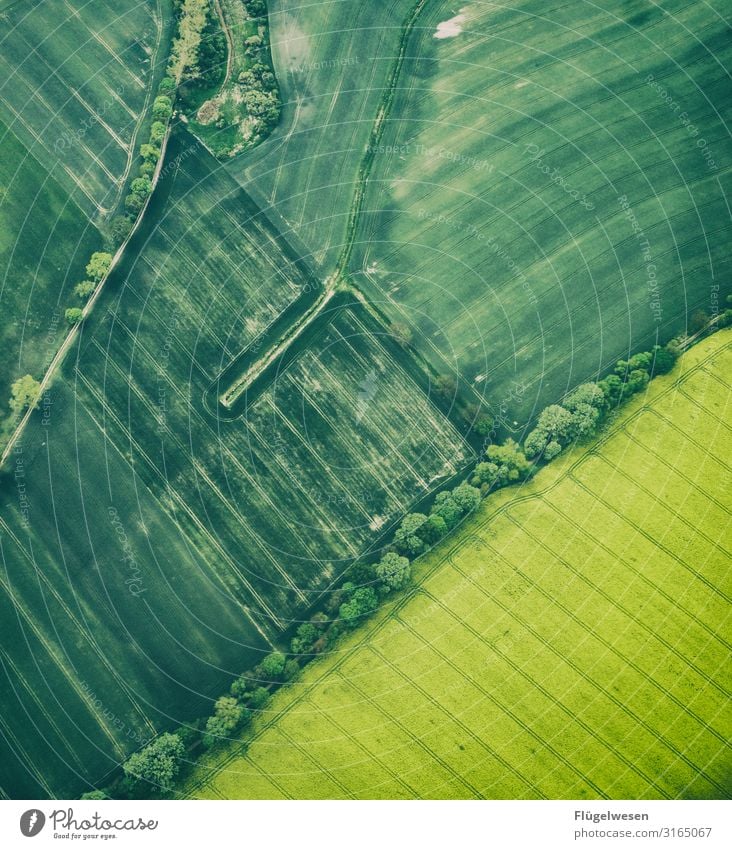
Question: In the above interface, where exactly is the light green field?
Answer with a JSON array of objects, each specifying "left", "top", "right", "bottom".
[
  {"left": 350, "top": 0, "right": 732, "bottom": 428},
  {"left": 184, "top": 330, "right": 732, "bottom": 799}
]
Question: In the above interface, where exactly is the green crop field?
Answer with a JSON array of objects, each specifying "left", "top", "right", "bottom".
[
  {"left": 350, "top": 0, "right": 732, "bottom": 429},
  {"left": 234, "top": 0, "right": 416, "bottom": 267},
  {"left": 0, "top": 119, "right": 98, "bottom": 414},
  {"left": 184, "top": 331, "right": 731, "bottom": 800},
  {"left": 0, "top": 129, "right": 469, "bottom": 797},
  {"left": 0, "top": 0, "right": 170, "bottom": 217}
]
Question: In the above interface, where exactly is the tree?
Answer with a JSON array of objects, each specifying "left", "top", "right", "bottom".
[
  {"left": 152, "top": 95, "right": 173, "bottom": 121},
  {"left": 74, "top": 280, "right": 96, "bottom": 300},
  {"left": 650, "top": 344, "right": 677, "bottom": 375},
  {"left": 140, "top": 143, "right": 160, "bottom": 163},
  {"left": 563, "top": 382, "right": 604, "bottom": 411},
  {"left": 420, "top": 513, "right": 447, "bottom": 544},
  {"left": 283, "top": 659, "right": 300, "bottom": 680},
  {"left": 339, "top": 586, "right": 378, "bottom": 627},
  {"left": 473, "top": 413, "right": 494, "bottom": 436},
  {"left": 130, "top": 176, "right": 152, "bottom": 198},
  {"left": 158, "top": 76, "right": 176, "bottom": 96},
  {"left": 290, "top": 622, "right": 319, "bottom": 655},
  {"left": 257, "top": 651, "right": 286, "bottom": 681},
  {"left": 375, "top": 552, "right": 411, "bottom": 592},
  {"left": 139, "top": 161, "right": 156, "bottom": 179},
  {"left": 689, "top": 309, "right": 708, "bottom": 333},
  {"left": 544, "top": 440, "right": 562, "bottom": 460},
  {"left": 450, "top": 483, "right": 481, "bottom": 513},
  {"left": 65, "top": 307, "right": 83, "bottom": 325},
  {"left": 122, "top": 733, "right": 183, "bottom": 793},
  {"left": 246, "top": 0, "right": 267, "bottom": 16},
  {"left": 204, "top": 696, "right": 246, "bottom": 746},
  {"left": 535, "top": 404, "right": 574, "bottom": 443},
  {"left": 523, "top": 428, "right": 548, "bottom": 458},
  {"left": 598, "top": 374, "right": 623, "bottom": 407},
  {"left": 110, "top": 215, "right": 133, "bottom": 246},
  {"left": 80, "top": 790, "right": 107, "bottom": 800},
  {"left": 248, "top": 686, "right": 270, "bottom": 709},
  {"left": 624, "top": 368, "right": 650, "bottom": 395},
  {"left": 474, "top": 438, "right": 531, "bottom": 484},
  {"left": 86, "top": 251, "right": 113, "bottom": 281},
  {"left": 568, "top": 403, "right": 600, "bottom": 439},
  {"left": 150, "top": 121, "right": 166, "bottom": 143},
  {"left": 393, "top": 512, "right": 428, "bottom": 556},
  {"left": 125, "top": 192, "right": 145, "bottom": 214},
  {"left": 430, "top": 490, "right": 462, "bottom": 530},
  {"left": 9, "top": 375, "right": 41, "bottom": 414}
]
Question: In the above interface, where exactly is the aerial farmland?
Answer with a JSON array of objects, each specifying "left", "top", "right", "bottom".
[{"left": 0, "top": 0, "right": 728, "bottom": 813}]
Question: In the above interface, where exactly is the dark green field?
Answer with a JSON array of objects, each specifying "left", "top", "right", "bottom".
[{"left": 349, "top": 0, "right": 732, "bottom": 428}]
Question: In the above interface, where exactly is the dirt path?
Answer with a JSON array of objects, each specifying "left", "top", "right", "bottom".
[{"left": 213, "top": 0, "right": 235, "bottom": 88}]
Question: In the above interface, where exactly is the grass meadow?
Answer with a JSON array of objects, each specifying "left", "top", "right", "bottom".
[{"left": 184, "top": 330, "right": 731, "bottom": 800}]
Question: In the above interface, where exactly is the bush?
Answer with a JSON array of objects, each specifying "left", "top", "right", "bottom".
[
  {"left": 472, "top": 439, "right": 531, "bottom": 486},
  {"left": 248, "top": 686, "right": 270, "bottom": 709},
  {"left": 86, "top": 251, "right": 113, "bottom": 281},
  {"left": 80, "top": 790, "right": 107, "bottom": 800},
  {"left": 65, "top": 307, "right": 83, "bottom": 325},
  {"left": 139, "top": 161, "right": 156, "bottom": 178},
  {"left": 9, "top": 375, "right": 41, "bottom": 414},
  {"left": 73, "top": 280, "right": 96, "bottom": 300}
]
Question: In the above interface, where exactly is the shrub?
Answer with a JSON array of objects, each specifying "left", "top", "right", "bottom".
[
  {"left": 73, "top": 280, "right": 96, "bottom": 300},
  {"left": 158, "top": 76, "right": 176, "bottom": 96},
  {"left": 290, "top": 622, "right": 319, "bottom": 655},
  {"left": 204, "top": 696, "right": 246, "bottom": 747},
  {"left": 65, "top": 307, "right": 83, "bottom": 325},
  {"left": 110, "top": 215, "right": 133, "bottom": 246},
  {"left": 9, "top": 375, "right": 41, "bottom": 414}
]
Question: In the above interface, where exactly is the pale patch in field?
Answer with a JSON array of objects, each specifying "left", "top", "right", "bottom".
[
  {"left": 515, "top": 80, "right": 529, "bottom": 89},
  {"left": 434, "top": 11, "right": 467, "bottom": 39},
  {"left": 196, "top": 98, "right": 221, "bottom": 125},
  {"left": 369, "top": 515, "right": 386, "bottom": 531}
]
